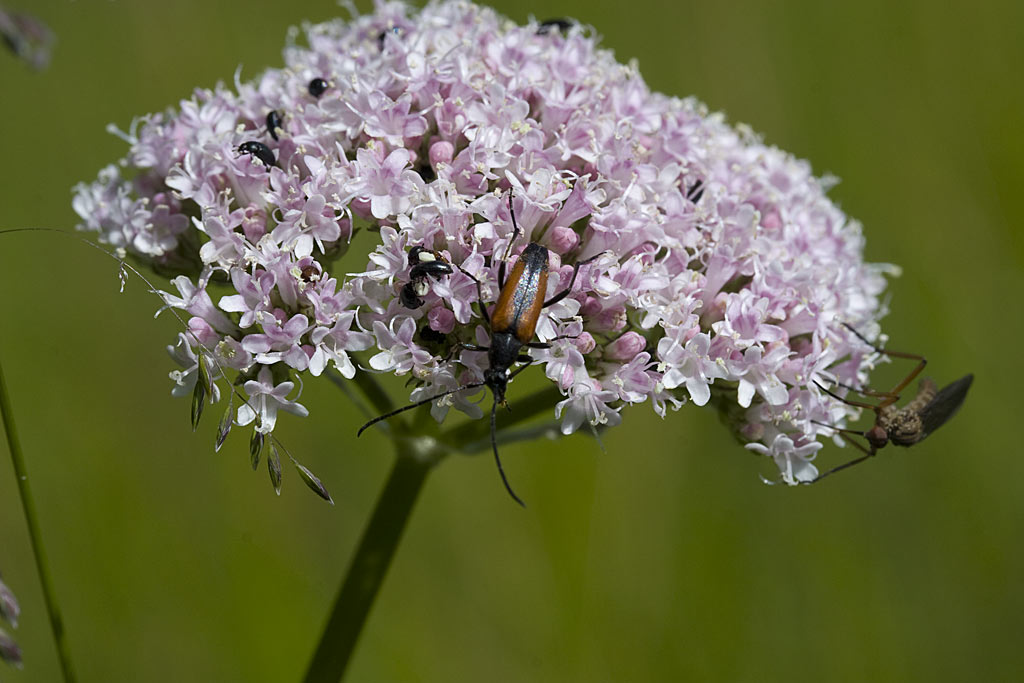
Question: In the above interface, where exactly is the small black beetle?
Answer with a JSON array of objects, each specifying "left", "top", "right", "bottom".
[
  {"left": 308, "top": 77, "right": 329, "bottom": 98},
  {"left": 265, "top": 110, "right": 283, "bottom": 141},
  {"left": 399, "top": 246, "right": 454, "bottom": 309},
  {"left": 237, "top": 141, "right": 275, "bottom": 168},
  {"left": 537, "top": 18, "right": 573, "bottom": 35}
]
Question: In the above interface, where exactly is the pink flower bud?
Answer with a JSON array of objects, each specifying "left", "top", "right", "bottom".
[
  {"left": 761, "top": 210, "right": 782, "bottom": 230},
  {"left": 548, "top": 226, "right": 580, "bottom": 254},
  {"left": 580, "top": 296, "right": 602, "bottom": 318},
  {"left": 595, "top": 306, "right": 627, "bottom": 332},
  {"left": 573, "top": 332, "right": 596, "bottom": 354},
  {"left": 187, "top": 317, "right": 219, "bottom": 347},
  {"left": 741, "top": 422, "right": 765, "bottom": 441},
  {"left": 606, "top": 331, "right": 647, "bottom": 361},
  {"left": 429, "top": 140, "right": 455, "bottom": 167},
  {"left": 428, "top": 305, "right": 456, "bottom": 334}
]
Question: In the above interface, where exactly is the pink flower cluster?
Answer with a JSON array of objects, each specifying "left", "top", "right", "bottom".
[{"left": 72, "top": 0, "right": 890, "bottom": 484}]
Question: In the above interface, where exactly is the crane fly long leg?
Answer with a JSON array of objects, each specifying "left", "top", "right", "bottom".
[
  {"left": 842, "top": 323, "right": 927, "bottom": 408},
  {"left": 808, "top": 419, "right": 876, "bottom": 483},
  {"left": 811, "top": 419, "right": 870, "bottom": 449},
  {"left": 828, "top": 379, "right": 903, "bottom": 402},
  {"left": 877, "top": 352, "right": 927, "bottom": 408},
  {"left": 811, "top": 453, "right": 876, "bottom": 483},
  {"left": 814, "top": 380, "right": 879, "bottom": 411}
]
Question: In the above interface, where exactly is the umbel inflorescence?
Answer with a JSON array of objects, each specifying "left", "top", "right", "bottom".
[{"left": 72, "top": 0, "right": 890, "bottom": 486}]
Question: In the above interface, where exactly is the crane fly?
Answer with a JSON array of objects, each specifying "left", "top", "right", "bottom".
[{"left": 811, "top": 323, "right": 973, "bottom": 482}]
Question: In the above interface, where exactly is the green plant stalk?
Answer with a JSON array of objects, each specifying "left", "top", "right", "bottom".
[
  {"left": 303, "top": 376, "right": 567, "bottom": 681},
  {"left": 0, "top": 359, "right": 77, "bottom": 682},
  {"left": 302, "top": 443, "right": 435, "bottom": 683}
]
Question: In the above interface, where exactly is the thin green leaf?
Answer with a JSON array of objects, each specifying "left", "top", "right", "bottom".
[
  {"left": 190, "top": 358, "right": 208, "bottom": 432},
  {"left": 293, "top": 460, "right": 333, "bottom": 504},
  {"left": 214, "top": 394, "right": 234, "bottom": 452},
  {"left": 267, "top": 442, "right": 282, "bottom": 495},
  {"left": 249, "top": 430, "right": 264, "bottom": 470}
]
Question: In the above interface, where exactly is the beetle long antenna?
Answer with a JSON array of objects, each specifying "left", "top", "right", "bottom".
[
  {"left": 357, "top": 381, "right": 486, "bottom": 437},
  {"left": 504, "top": 191, "right": 522, "bottom": 259},
  {"left": 491, "top": 398, "right": 526, "bottom": 507}
]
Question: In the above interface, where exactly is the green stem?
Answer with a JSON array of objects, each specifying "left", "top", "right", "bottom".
[
  {"left": 306, "top": 372, "right": 563, "bottom": 681},
  {"left": 302, "top": 444, "right": 436, "bottom": 683},
  {"left": 0, "top": 360, "right": 77, "bottom": 682}
]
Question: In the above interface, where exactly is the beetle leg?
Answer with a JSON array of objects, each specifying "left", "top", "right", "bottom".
[
  {"left": 543, "top": 252, "right": 602, "bottom": 307},
  {"left": 443, "top": 341, "right": 489, "bottom": 363},
  {"left": 501, "top": 360, "right": 535, "bottom": 379},
  {"left": 525, "top": 328, "right": 589, "bottom": 347}
]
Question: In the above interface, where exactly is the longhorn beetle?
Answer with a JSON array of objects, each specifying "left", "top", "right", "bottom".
[
  {"left": 810, "top": 323, "right": 973, "bottom": 482},
  {"left": 359, "top": 193, "right": 602, "bottom": 505},
  {"left": 399, "top": 246, "right": 454, "bottom": 309}
]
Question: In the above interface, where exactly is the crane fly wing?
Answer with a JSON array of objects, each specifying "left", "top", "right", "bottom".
[{"left": 919, "top": 374, "right": 973, "bottom": 440}]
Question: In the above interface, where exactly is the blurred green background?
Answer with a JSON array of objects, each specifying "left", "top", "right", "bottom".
[{"left": 1, "top": 0, "right": 1021, "bottom": 681}]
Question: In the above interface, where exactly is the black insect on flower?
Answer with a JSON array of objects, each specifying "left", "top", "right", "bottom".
[
  {"left": 308, "top": 77, "right": 329, "bottom": 98},
  {"left": 237, "top": 141, "right": 275, "bottom": 168},
  {"left": 399, "top": 246, "right": 454, "bottom": 309},
  {"left": 265, "top": 110, "right": 283, "bottom": 141}
]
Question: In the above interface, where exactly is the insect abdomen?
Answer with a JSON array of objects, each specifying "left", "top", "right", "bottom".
[{"left": 903, "top": 377, "right": 938, "bottom": 415}]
